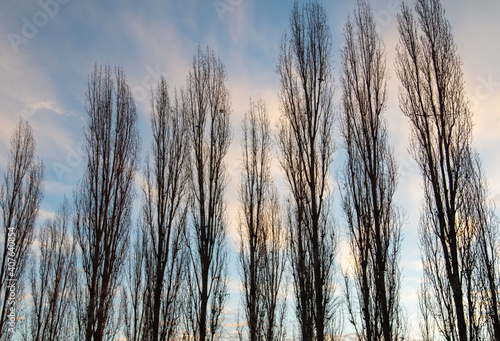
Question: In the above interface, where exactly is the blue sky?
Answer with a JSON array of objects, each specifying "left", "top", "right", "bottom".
[{"left": 1, "top": 0, "right": 500, "bottom": 339}]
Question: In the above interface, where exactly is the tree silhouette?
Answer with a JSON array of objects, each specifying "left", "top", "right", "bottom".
[
  {"left": 0, "top": 119, "right": 44, "bottom": 338},
  {"left": 142, "top": 76, "right": 189, "bottom": 341},
  {"left": 74, "top": 64, "right": 140, "bottom": 341},
  {"left": 26, "top": 198, "right": 76, "bottom": 341},
  {"left": 183, "top": 46, "right": 231, "bottom": 341},
  {"left": 277, "top": 1, "right": 339, "bottom": 339},
  {"left": 238, "top": 98, "right": 287, "bottom": 341},
  {"left": 397, "top": 0, "right": 500, "bottom": 339},
  {"left": 341, "top": 1, "right": 405, "bottom": 340}
]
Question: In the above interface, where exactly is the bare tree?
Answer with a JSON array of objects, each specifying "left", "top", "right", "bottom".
[
  {"left": 418, "top": 279, "right": 437, "bottom": 341},
  {"left": 0, "top": 118, "right": 44, "bottom": 338},
  {"left": 73, "top": 264, "right": 87, "bottom": 341},
  {"left": 183, "top": 46, "right": 231, "bottom": 341},
  {"left": 467, "top": 157, "right": 500, "bottom": 340},
  {"left": 340, "top": 1, "right": 404, "bottom": 340},
  {"left": 238, "top": 99, "right": 287, "bottom": 341},
  {"left": 141, "top": 76, "right": 189, "bottom": 341},
  {"left": 27, "top": 197, "right": 76, "bottom": 341},
  {"left": 74, "top": 64, "right": 140, "bottom": 341},
  {"left": 260, "top": 189, "right": 287, "bottom": 341},
  {"left": 478, "top": 215, "right": 500, "bottom": 340},
  {"left": 120, "top": 227, "right": 147, "bottom": 341},
  {"left": 396, "top": 0, "right": 500, "bottom": 339},
  {"left": 277, "top": 1, "right": 338, "bottom": 340}
]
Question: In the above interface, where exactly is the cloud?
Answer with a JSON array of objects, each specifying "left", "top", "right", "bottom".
[
  {"left": 37, "top": 207, "right": 56, "bottom": 222},
  {"left": 1, "top": 1, "right": 499, "bottom": 339},
  {"left": 337, "top": 237, "right": 355, "bottom": 277},
  {"left": 0, "top": 42, "right": 56, "bottom": 147}
]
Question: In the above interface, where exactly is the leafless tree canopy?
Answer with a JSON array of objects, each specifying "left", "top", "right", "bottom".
[
  {"left": 183, "top": 46, "right": 231, "bottom": 341},
  {"left": 74, "top": 64, "right": 141, "bottom": 341},
  {"left": 141, "top": 76, "right": 189, "bottom": 341},
  {"left": 396, "top": 0, "right": 500, "bottom": 339},
  {"left": 471, "top": 161, "right": 500, "bottom": 340},
  {"left": 26, "top": 197, "right": 76, "bottom": 341},
  {"left": 0, "top": 119, "right": 44, "bottom": 338},
  {"left": 277, "top": 1, "right": 339, "bottom": 340},
  {"left": 120, "top": 227, "right": 147, "bottom": 341},
  {"left": 340, "top": 1, "right": 405, "bottom": 340},
  {"left": 3, "top": 2, "right": 500, "bottom": 340},
  {"left": 238, "top": 98, "right": 287, "bottom": 341},
  {"left": 260, "top": 190, "right": 288, "bottom": 341}
]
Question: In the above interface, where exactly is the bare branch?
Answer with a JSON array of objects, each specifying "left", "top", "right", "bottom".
[
  {"left": 0, "top": 118, "right": 44, "bottom": 337},
  {"left": 277, "top": 1, "right": 339, "bottom": 339},
  {"left": 183, "top": 46, "right": 231, "bottom": 341},
  {"left": 27, "top": 198, "right": 76, "bottom": 341},
  {"left": 340, "top": 1, "right": 405, "bottom": 340},
  {"left": 238, "top": 98, "right": 287, "bottom": 341},
  {"left": 74, "top": 64, "right": 141, "bottom": 341},
  {"left": 396, "top": 0, "right": 500, "bottom": 339},
  {"left": 141, "top": 76, "right": 189, "bottom": 341}
]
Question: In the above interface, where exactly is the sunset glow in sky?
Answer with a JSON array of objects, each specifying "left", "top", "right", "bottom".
[{"left": 1, "top": 0, "right": 500, "bottom": 339}]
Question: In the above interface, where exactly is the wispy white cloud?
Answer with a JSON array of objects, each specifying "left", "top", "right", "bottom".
[{"left": 1, "top": 1, "right": 499, "bottom": 339}]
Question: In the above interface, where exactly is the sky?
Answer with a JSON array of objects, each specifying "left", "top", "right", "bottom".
[{"left": 1, "top": 0, "right": 500, "bottom": 339}]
